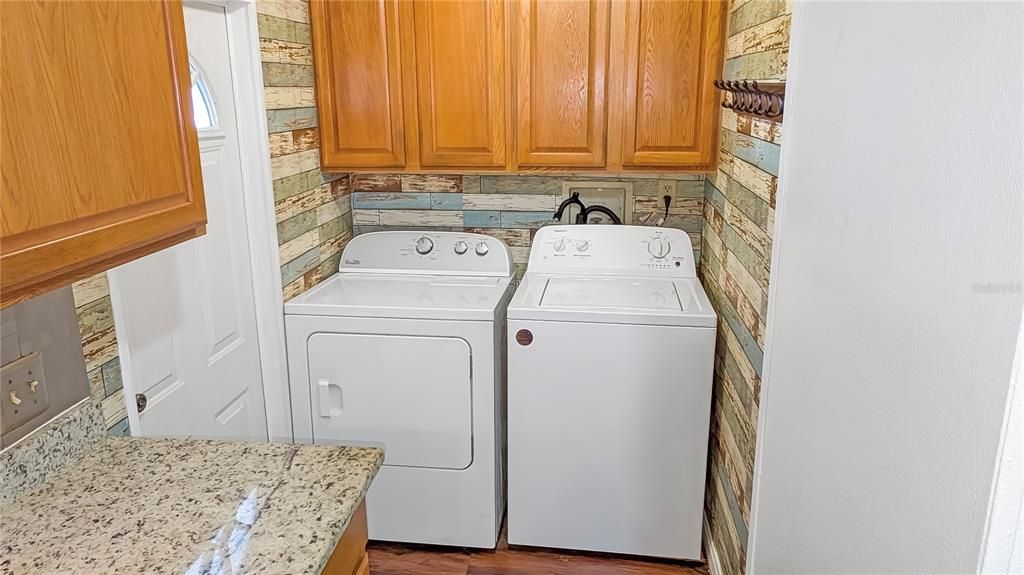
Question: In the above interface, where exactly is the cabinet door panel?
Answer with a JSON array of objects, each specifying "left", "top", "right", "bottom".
[
  {"left": 515, "top": 0, "right": 609, "bottom": 168},
  {"left": 412, "top": 0, "right": 508, "bottom": 168},
  {"left": 620, "top": 0, "right": 724, "bottom": 168},
  {"left": 0, "top": 0, "right": 205, "bottom": 307},
  {"left": 322, "top": 502, "right": 368, "bottom": 575},
  {"left": 311, "top": 0, "right": 405, "bottom": 169}
]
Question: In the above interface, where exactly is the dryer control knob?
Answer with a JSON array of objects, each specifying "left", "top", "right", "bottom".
[
  {"left": 575, "top": 239, "right": 590, "bottom": 252},
  {"left": 415, "top": 236, "right": 434, "bottom": 255},
  {"left": 454, "top": 240, "right": 468, "bottom": 255},
  {"left": 475, "top": 242, "right": 489, "bottom": 256},
  {"left": 648, "top": 237, "right": 670, "bottom": 259}
]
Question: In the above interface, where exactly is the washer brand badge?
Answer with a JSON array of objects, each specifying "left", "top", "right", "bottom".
[
  {"left": 343, "top": 259, "right": 361, "bottom": 265},
  {"left": 515, "top": 329, "right": 533, "bottom": 346}
]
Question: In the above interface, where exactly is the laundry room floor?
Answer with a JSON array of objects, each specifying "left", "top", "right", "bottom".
[{"left": 366, "top": 523, "right": 708, "bottom": 575}]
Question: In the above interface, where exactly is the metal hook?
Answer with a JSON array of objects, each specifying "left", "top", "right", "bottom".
[
  {"left": 713, "top": 78, "right": 785, "bottom": 119},
  {"left": 745, "top": 81, "right": 759, "bottom": 115},
  {"left": 739, "top": 80, "right": 756, "bottom": 113},
  {"left": 749, "top": 81, "right": 765, "bottom": 114},
  {"left": 729, "top": 81, "right": 743, "bottom": 110},
  {"left": 762, "top": 92, "right": 776, "bottom": 117},
  {"left": 715, "top": 80, "right": 735, "bottom": 109},
  {"left": 729, "top": 81, "right": 743, "bottom": 112}
]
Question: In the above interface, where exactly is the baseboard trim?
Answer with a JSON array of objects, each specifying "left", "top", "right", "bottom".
[{"left": 703, "top": 519, "right": 725, "bottom": 575}]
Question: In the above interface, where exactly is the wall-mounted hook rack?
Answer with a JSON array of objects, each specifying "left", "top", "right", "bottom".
[{"left": 713, "top": 80, "right": 785, "bottom": 120}]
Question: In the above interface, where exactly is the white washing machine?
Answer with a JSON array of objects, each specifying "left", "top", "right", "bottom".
[
  {"left": 506, "top": 225, "right": 717, "bottom": 560},
  {"left": 285, "top": 231, "right": 514, "bottom": 548}
]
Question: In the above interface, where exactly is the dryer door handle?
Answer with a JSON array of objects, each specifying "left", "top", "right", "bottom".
[{"left": 317, "top": 378, "right": 343, "bottom": 417}]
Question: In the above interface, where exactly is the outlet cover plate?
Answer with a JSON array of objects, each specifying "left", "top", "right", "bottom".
[
  {"left": 560, "top": 181, "right": 635, "bottom": 224},
  {"left": 1, "top": 351, "right": 51, "bottom": 436}
]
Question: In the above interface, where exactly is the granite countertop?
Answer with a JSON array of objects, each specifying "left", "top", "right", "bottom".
[{"left": 0, "top": 436, "right": 383, "bottom": 575}]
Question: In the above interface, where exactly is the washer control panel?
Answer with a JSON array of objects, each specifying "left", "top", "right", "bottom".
[
  {"left": 339, "top": 231, "right": 513, "bottom": 276},
  {"left": 526, "top": 225, "right": 696, "bottom": 278}
]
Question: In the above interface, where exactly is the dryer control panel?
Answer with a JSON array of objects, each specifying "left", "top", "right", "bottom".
[
  {"left": 340, "top": 231, "right": 514, "bottom": 277},
  {"left": 526, "top": 225, "right": 696, "bottom": 278}
]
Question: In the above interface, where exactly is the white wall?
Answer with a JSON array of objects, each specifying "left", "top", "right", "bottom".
[
  {"left": 749, "top": 3, "right": 1024, "bottom": 574},
  {"left": 980, "top": 313, "right": 1023, "bottom": 574}
]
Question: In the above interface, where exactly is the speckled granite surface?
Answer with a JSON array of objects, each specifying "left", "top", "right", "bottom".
[
  {"left": 0, "top": 437, "right": 383, "bottom": 575},
  {"left": 0, "top": 399, "right": 105, "bottom": 508}
]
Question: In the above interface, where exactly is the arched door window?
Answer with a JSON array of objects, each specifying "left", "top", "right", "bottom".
[{"left": 189, "top": 59, "right": 217, "bottom": 130}]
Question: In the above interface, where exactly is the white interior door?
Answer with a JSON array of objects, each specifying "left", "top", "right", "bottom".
[{"left": 107, "top": 2, "right": 267, "bottom": 441}]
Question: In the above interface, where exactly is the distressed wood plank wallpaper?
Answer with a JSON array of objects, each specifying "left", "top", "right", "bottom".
[
  {"left": 72, "top": 274, "right": 128, "bottom": 435},
  {"left": 700, "top": 1, "right": 790, "bottom": 573},
  {"left": 350, "top": 174, "right": 705, "bottom": 277},
  {"left": 257, "top": 0, "right": 354, "bottom": 301}
]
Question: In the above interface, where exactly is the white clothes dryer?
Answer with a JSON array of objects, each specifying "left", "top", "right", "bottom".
[{"left": 285, "top": 231, "right": 514, "bottom": 548}]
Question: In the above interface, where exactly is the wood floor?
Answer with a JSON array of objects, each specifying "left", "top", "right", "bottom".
[{"left": 366, "top": 524, "right": 708, "bottom": 575}]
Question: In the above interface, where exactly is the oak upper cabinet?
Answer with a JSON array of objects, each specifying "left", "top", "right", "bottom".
[
  {"left": 408, "top": 0, "right": 510, "bottom": 169},
  {"left": 0, "top": 0, "right": 205, "bottom": 308},
  {"left": 310, "top": 0, "right": 406, "bottom": 169},
  {"left": 617, "top": 0, "right": 725, "bottom": 170},
  {"left": 309, "top": 0, "right": 725, "bottom": 173},
  {"left": 513, "top": 0, "right": 610, "bottom": 168}
]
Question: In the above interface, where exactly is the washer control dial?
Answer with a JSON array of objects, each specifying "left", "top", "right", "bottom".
[
  {"left": 414, "top": 236, "right": 434, "bottom": 255},
  {"left": 475, "top": 242, "right": 489, "bottom": 256},
  {"left": 648, "top": 237, "right": 670, "bottom": 259},
  {"left": 552, "top": 238, "right": 568, "bottom": 252},
  {"left": 453, "top": 240, "right": 468, "bottom": 255},
  {"left": 575, "top": 239, "right": 590, "bottom": 252}
]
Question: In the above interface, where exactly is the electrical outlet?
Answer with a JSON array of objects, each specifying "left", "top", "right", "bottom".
[
  {"left": 1, "top": 351, "right": 50, "bottom": 437},
  {"left": 658, "top": 180, "right": 677, "bottom": 205}
]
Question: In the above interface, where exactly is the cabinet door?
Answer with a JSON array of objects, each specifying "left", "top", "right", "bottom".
[
  {"left": 321, "top": 502, "right": 369, "bottom": 575},
  {"left": 514, "top": 0, "right": 610, "bottom": 168},
  {"left": 410, "top": 0, "right": 509, "bottom": 169},
  {"left": 0, "top": 0, "right": 205, "bottom": 307},
  {"left": 619, "top": 0, "right": 725, "bottom": 169},
  {"left": 311, "top": 0, "right": 406, "bottom": 169}
]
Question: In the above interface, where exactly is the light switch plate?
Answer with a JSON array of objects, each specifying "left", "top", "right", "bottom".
[{"left": 1, "top": 351, "right": 51, "bottom": 437}]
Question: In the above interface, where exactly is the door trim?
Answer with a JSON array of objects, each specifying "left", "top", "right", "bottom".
[
  {"left": 220, "top": 0, "right": 292, "bottom": 443},
  {"left": 112, "top": 0, "right": 292, "bottom": 442}
]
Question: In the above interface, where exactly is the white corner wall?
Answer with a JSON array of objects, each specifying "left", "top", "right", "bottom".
[
  {"left": 748, "top": 3, "right": 1024, "bottom": 574},
  {"left": 980, "top": 317, "right": 1024, "bottom": 574}
]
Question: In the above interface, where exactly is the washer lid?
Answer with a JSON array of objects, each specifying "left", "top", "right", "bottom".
[
  {"left": 508, "top": 274, "right": 716, "bottom": 327},
  {"left": 284, "top": 272, "right": 512, "bottom": 321}
]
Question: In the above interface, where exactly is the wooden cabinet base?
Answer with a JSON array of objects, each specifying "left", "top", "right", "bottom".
[
  {"left": 1, "top": 226, "right": 204, "bottom": 308},
  {"left": 322, "top": 501, "right": 370, "bottom": 575},
  {"left": 354, "top": 553, "right": 370, "bottom": 575}
]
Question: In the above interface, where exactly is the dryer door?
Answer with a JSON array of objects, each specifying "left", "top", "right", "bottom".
[{"left": 308, "top": 333, "right": 473, "bottom": 469}]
